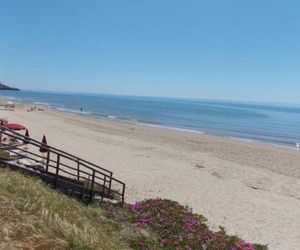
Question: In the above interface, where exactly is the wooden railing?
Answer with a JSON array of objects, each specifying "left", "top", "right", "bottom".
[{"left": 0, "top": 125, "right": 125, "bottom": 204}]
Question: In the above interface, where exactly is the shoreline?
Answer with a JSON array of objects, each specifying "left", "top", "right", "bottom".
[
  {"left": 1, "top": 96, "right": 299, "bottom": 151},
  {"left": 1, "top": 98, "right": 300, "bottom": 249}
]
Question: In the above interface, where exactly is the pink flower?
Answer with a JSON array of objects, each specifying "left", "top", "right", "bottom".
[
  {"left": 138, "top": 218, "right": 151, "bottom": 227},
  {"left": 131, "top": 202, "right": 140, "bottom": 212},
  {"left": 232, "top": 240, "right": 255, "bottom": 250},
  {"left": 184, "top": 219, "right": 199, "bottom": 231},
  {"left": 160, "top": 239, "right": 168, "bottom": 246}
]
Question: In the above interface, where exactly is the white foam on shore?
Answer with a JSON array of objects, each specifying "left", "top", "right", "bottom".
[
  {"left": 56, "top": 107, "right": 91, "bottom": 115},
  {"left": 228, "top": 136, "right": 256, "bottom": 143},
  {"left": 263, "top": 141, "right": 300, "bottom": 150},
  {"left": 137, "top": 122, "right": 206, "bottom": 135},
  {"left": 138, "top": 122, "right": 299, "bottom": 150},
  {"left": 107, "top": 115, "right": 117, "bottom": 119},
  {"left": 228, "top": 136, "right": 300, "bottom": 150},
  {"left": 34, "top": 102, "right": 51, "bottom": 106},
  {"left": 0, "top": 96, "right": 21, "bottom": 101}
]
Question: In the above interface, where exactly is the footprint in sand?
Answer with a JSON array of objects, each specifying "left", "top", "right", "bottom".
[
  {"left": 195, "top": 164, "right": 205, "bottom": 169},
  {"left": 211, "top": 171, "right": 222, "bottom": 179}
]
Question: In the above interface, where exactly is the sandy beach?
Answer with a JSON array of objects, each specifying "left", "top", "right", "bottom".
[{"left": 1, "top": 101, "right": 300, "bottom": 250}]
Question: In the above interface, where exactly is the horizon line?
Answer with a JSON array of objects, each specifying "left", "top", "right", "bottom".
[{"left": 1, "top": 88, "right": 300, "bottom": 107}]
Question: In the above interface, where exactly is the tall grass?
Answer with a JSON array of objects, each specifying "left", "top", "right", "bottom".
[
  {"left": 0, "top": 168, "right": 267, "bottom": 250},
  {"left": 0, "top": 168, "right": 130, "bottom": 250}
]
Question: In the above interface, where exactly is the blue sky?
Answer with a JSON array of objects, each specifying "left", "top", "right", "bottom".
[{"left": 1, "top": 0, "right": 300, "bottom": 103}]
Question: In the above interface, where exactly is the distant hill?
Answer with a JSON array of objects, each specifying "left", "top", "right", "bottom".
[{"left": 0, "top": 82, "right": 20, "bottom": 90}]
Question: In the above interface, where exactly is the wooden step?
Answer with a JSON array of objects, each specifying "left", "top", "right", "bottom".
[{"left": 0, "top": 160, "right": 115, "bottom": 202}]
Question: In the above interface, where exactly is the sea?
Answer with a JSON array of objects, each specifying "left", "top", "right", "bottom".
[{"left": 1, "top": 90, "right": 300, "bottom": 149}]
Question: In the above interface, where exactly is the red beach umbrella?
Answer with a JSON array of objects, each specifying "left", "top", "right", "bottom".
[
  {"left": 39, "top": 135, "right": 49, "bottom": 153},
  {"left": 3, "top": 123, "right": 26, "bottom": 131},
  {"left": 23, "top": 129, "right": 30, "bottom": 144}
]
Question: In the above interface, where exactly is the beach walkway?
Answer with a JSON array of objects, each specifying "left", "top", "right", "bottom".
[{"left": 0, "top": 125, "right": 125, "bottom": 204}]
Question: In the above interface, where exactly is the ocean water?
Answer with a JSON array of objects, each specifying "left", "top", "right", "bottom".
[{"left": 1, "top": 90, "right": 300, "bottom": 148}]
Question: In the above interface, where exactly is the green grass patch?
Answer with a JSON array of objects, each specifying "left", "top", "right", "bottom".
[{"left": 0, "top": 168, "right": 129, "bottom": 250}]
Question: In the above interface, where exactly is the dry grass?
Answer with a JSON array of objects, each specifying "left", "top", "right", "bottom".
[{"left": 0, "top": 168, "right": 130, "bottom": 250}]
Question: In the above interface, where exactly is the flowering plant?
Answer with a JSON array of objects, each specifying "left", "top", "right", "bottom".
[{"left": 105, "top": 198, "right": 267, "bottom": 250}]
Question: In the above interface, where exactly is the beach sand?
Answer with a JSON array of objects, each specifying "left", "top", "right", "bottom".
[{"left": 1, "top": 102, "right": 300, "bottom": 250}]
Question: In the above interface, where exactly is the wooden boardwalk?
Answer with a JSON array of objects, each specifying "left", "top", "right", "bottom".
[{"left": 0, "top": 126, "right": 125, "bottom": 204}]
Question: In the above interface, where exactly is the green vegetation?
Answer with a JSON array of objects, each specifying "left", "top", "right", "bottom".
[
  {"left": 0, "top": 168, "right": 267, "bottom": 250},
  {"left": 0, "top": 168, "right": 129, "bottom": 249}
]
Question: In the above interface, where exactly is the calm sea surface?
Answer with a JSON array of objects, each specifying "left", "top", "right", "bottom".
[{"left": 1, "top": 90, "right": 300, "bottom": 148}]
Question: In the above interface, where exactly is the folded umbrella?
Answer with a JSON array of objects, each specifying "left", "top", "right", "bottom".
[
  {"left": 39, "top": 135, "right": 49, "bottom": 153},
  {"left": 23, "top": 129, "right": 30, "bottom": 144}
]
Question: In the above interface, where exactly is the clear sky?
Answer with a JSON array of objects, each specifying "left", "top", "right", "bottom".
[{"left": 1, "top": 0, "right": 300, "bottom": 103}]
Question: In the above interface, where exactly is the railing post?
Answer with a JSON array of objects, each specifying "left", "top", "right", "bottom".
[
  {"left": 45, "top": 151, "right": 50, "bottom": 172},
  {"left": 54, "top": 154, "right": 60, "bottom": 187},
  {"left": 0, "top": 129, "right": 2, "bottom": 147},
  {"left": 89, "top": 170, "right": 95, "bottom": 203},
  {"left": 108, "top": 173, "right": 112, "bottom": 198},
  {"left": 100, "top": 175, "right": 106, "bottom": 203},
  {"left": 121, "top": 184, "right": 125, "bottom": 205},
  {"left": 77, "top": 158, "right": 80, "bottom": 181}
]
